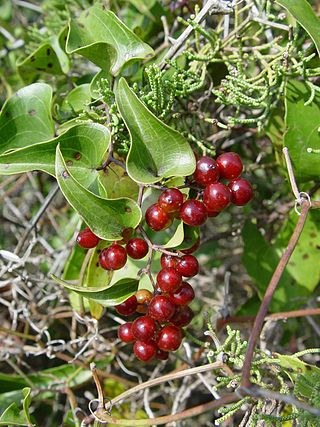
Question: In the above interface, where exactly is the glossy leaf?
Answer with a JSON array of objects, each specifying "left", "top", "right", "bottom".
[
  {"left": 284, "top": 80, "right": 320, "bottom": 182},
  {"left": 66, "top": 5, "right": 154, "bottom": 75},
  {"left": 98, "top": 163, "right": 139, "bottom": 199},
  {"left": 0, "top": 388, "right": 32, "bottom": 426},
  {"left": 55, "top": 145, "right": 141, "bottom": 240},
  {"left": 116, "top": 78, "right": 196, "bottom": 184},
  {"left": 59, "top": 84, "right": 91, "bottom": 120},
  {"left": 0, "top": 83, "right": 54, "bottom": 154}
]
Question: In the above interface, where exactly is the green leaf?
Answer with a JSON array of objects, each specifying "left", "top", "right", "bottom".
[
  {"left": 126, "top": 0, "right": 156, "bottom": 20},
  {"left": 276, "top": 0, "right": 320, "bottom": 56},
  {"left": 52, "top": 275, "right": 139, "bottom": 306},
  {"left": 0, "top": 83, "right": 54, "bottom": 154},
  {"left": 55, "top": 145, "right": 141, "bottom": 240},
  {"left": 59, "top": 84, "right": 91, "bottom": 120},
  {"left": 0, "top": 123, "right": 109, "bottom": 189},
  {"left": 98, "top": 164, "right": 139, "bottom": 199},
  {"left": 0, "top": 388, "right": 33, "bottom": 426},
  {"left": 116, "top": 78, "right": 196, "bottom": 184},
  {"left": 66, "top": 5, "right": 154, "bottom": 76},
  {"left": 284, "top": 80, "right": 320, "bottom": 182}
]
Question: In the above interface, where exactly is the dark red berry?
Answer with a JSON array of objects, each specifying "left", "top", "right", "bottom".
[
  {"left": 217, "top": 152, "right": 243, "bottom": 180},
  {"left": 180, "top": 200, "right": 208, "bottom": 226},
  {"left": 148, "top": 295, "right": 176, "bottom": 322},
  {"left": 76, "top": 227, "right": 100, "bottom": 248},
  {"left": 206, "top": 209, "right": 220, "bottom": 217},
  {"left": 157, "top": 268, "right": 182, "bottom": 293},
  {"left": 115, "top": 295, "right": 137, "bottom": 316},
  {"left": 160, "top": 253, "right": 178, "bottom": 269},
  {"left": 194, "top": 156, "right": 220, "bottom": 186},
  {"left": 175, "top": 255, "right": 199, "bottom": 277},
  {"left": 126, "top": 238, "right": 148, "bottom": 259},
  {"left": 99, "top": 244, "right": 127, "bottom": 270},
  {"left": 203, "top": 183, "right": 231, "bottom": 212},
  {"left": 171, "top": 306, "right": 194, "bottom": 327},
  {"left": 228, "top": 178, "right": 253, "bottom": 206},
  {"left": 181, "top": 238, "right": 200, "bottom": 254},
  {"left": 168, "top": 282, "right": 195, "bottom": 306},
  {"left": 158, "top": 188, "right": 184, "bottom": 213},
  {"left": 118, "top": 322, "right": 135, "bottom": 343},
  {"left": 157, "top": 325, "right": 183, "bottom": 351},
  {"left": 134, "top": 340, "right": 157, "bottom": 361},
  {"left": 132, "top": 316, "right": 157, "bottom": 342},
  {"left": 145, "top": 203, "right": 172, "bottom": 231},
  {"left": 118, "top": 227, "right": 134, "bottom": 244},
  {"left": 155, "top": 348, "right": 169, "bottom": 360}
]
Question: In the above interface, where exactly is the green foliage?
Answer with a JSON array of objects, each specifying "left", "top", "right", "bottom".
[{"left": 0, "top": 388, "right": 32, "bottom": 426}]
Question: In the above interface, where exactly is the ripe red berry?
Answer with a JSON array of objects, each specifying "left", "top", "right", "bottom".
[
  {"left": 135, "top": 289, "right": 153, "bottom": 305},
  {"left": 155, "top": 348, "right": 169, "bottom": 360},
  {"left": 148, "top": 295, "right": 176, "bottom": 322},
  {"left": 228, "top": 178, "right": 253, "bottom": 206},
  {"left": 126, "top": 238, "right": 148, "bottom": 259},
  {"left": 194, "top": 156, "right": 220, "bottom": 186},
  {"left": 175, "top": 255, "right": 199, "bottom": 277},
  {"left": 76, "top": 227, "right": 100, "bottom": 248},
  {"left": 206, "top": 208, "right": 220, "bottom": 217},
  {"left": 157, "top": 268, "right": 182, "bottom": 293},
  {"left": 99, "top": 244, "right": 127, "bottom": 270},
  {"left": 203, "top": 183, "right": 231, "bottom": 212},
  {"left": 158, "top": 188, "right": 184, "bottom": 213},
  {"left": 157, "top": 325, "right": 183, "bottom": 351},
  {"left": 134, "top": 340, "right": 157, "bottom": 362},
  {"left": 115, "top": 295, "right": 137, "bottom": 316},
  {"left": 171, "top": 306, "right": 194, "bottom": 327},
  {"left": 180, "top": 199, "right": 208, "bottom": 226},
  {"left": 217, "top": 152, "right": 243, "bottom": 180},
  {"left": 181, "top": 238, "right": 200, "bottom": 254},
  {"left": 132, "top": 316, "right": 157, "bottom": 342},
  {"left": 118, "top": 227, "right": 134, "bottom": 244},
  {"left": 118, "top": 322, "right": 135, "bottom": 343},
  {"left": 145, "top": 203, "right": 172, "bottom": 231},
  {"left": 160, "top": 253, "right": 178, "bottom": 269},
  {"left": 168, "top": 282, "right": 195, "bottom": 306}
]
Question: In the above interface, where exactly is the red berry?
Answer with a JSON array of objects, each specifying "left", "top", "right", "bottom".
[
  {"left": 99, "top": 244, "right": 127, "bottom": 270},
  {"left": 203, "top": 183, "right": 231, "bottom": 212},
  {"left": 132, "top": 316, "right": 157, "bottom": 342},
  {"left": 126, "top": 238, "right": 148, "bottom": 259},
  {"left": 135, "top": 289, "right": 153, "bottom": 305},
  {"left": 118, "top": 322, "right": 135, "bottom": 343},
  {"left": 217, "top": 152, "right": 243, "bottom": 180},
  {"left": 168, "top": 282, "right": 195, "bottom": 306},
  {"left": 115, "top": 295, "right": 137, "bottom": 316},
  {"left": 180, "top": 200, "right": 208, "bottom": 226},
  {"left": 175, "top": 255, "right": 199, "bottom": 277},
  {"left": 118, "top": 227, "right": 134, "bottom": 244},
  {"left": 157, "top": 268, "right": 182, "bottom": 293},
  {"left": 160, "top": 253, "right": 178, "bottom": 269},
  {"left": 194, "top": 156, "right": 220, "bottom": 186},
  {"left": 155, "top": 348, "right": 169, "bottom": 360},
  {"left": 157, "top": 325, "right": 183, "bottom": 351},
  {"left": 171, "top": 306, "right": 194, "bottom": 327},
  {"left": 158, "top": 188, "right": 184, "bottom": 213},
  {"left": 134, "top": 340, "right": 157, "bottom": 361},
  {"left": 145, "top": 203, "right": 172, "bottom": 231},
  {"left": 76, "top": 227, "right": 100, "bottom": 248},
  {"left": 148, "top": 295, "right": 176, "bottom": 322},
  {"left": 206, "top": 209, "right": 220, "bottom": 217},
  {"left": 181, "top": 238, "right": 200, "bottom": 254},
  {"left": 228, "top": 178, "right": 253, "bottom": 206}
]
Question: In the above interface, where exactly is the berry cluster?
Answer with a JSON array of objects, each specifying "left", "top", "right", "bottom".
[{"left": 76, "top": 152, "right": 253, "bottom": 362}]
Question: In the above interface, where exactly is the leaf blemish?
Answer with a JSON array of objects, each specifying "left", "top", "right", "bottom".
[
  {"left": 30, "top": 56, "right": 36, "bottom": 62},
  {"left": 73, "top": 152, "right": 81, "bottom": 160},
  {"left": 66, "top": 160, "right": 73, "bottom": 166},
  {"left": 46, "top": 48, "right": 51, "bottom": 56},
  {"left": 47, "top": 63, "right": 53, "bottom": 68},
  {"left": 28, "top": 109, "right": 36, "bottom": 116},
  {"left": 125, "top": 207, "right": 132, "bottom": 213},
  {"left": 61, "top": 170, "right": 69, "bottom": 179}
]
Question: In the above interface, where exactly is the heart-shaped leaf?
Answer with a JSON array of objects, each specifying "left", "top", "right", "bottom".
[
  {"left": 55, "top": 144, "right": 141, "bottom": 240},
  {"left": 66, "top": 5, "right": 154, "bottom": 76},
  {"left": 116, "top": 78, "right": 196, "bottom": 184},
  {"left": 0, "top": 388, "right": 33, "bottom": 426},
  {"left": 0, "top": 83, "right": 54, "bottom": 154}
]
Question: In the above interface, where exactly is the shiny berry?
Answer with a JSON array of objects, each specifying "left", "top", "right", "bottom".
[
  {"left": 160, "top": 253, "right": 178, "bottom": 269},
  {"left": 126, "top": 238, "right": 148, "bottom": 259},
  {"left": 194, "top": 156, "right": 220, "bottom": 186},
  {"left": 180, "top": 200, "right": 208, "bottom": 226},
  {"left": 115, "top": 295, "right": 137, "bottom": 316},
  {"left": 155, "top": 348, "right": 169, "bottom": 360},
  {"left": 157, "top": 325, "right": 183, "bottom": 351},
  {"left": 145, "top": 204, "right": 172, "bottom": 231},
  {"left": 134, "top": 340, "right": 157, "bottom": 362},
  {"left": 158, "top": 188, "right": 184, "bottom": 213},
  {"left": 118, "top": 227, "right": 134, "bottom": 244},
  {"left": 157, "top": 268, "right": 182, "bottom": 293},
  {"left": 203, "top": 183, "right": 231, "bottom": 212},
  {"left": 168, "top": 282, "right": 195, "bottom": 306},
  {"left": 76, "top": 227, "right": 100, "bottom": 248},
  {"left": 99, "top": 244, "right": 127, "bottom": 270},
  {"left": 118, "top": 322, "right": 135, "bottom": 343},
  {"left": 181, "top": 238, "right": 200, "bottom": 254},
  {"left": 228, "top": 178, "right": 253, "bottom": 206},
  {"left": 136, "top": 289, "right": 153, "bottom": 305},
  {"left": 206, "top": 209, "right": 220, "bottom": 217},
  {"left": 148, "top": 295, "right": 176, "bottom": 322},
  {"left": 217, "top": 152, "right": 243, "bottom": 180},
  {"left": 132, "top": 316, "right": 157, "bottom": 342},
  {"left": 175, "top": 255, "right": 199, "bottom": 277},
  {"left": 171, "top": 306, "right": 194, "bottom": 327}
]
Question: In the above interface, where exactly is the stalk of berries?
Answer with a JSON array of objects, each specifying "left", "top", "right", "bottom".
[{"left": 76, "top": 152, "right": 253, "bottom": 362}]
